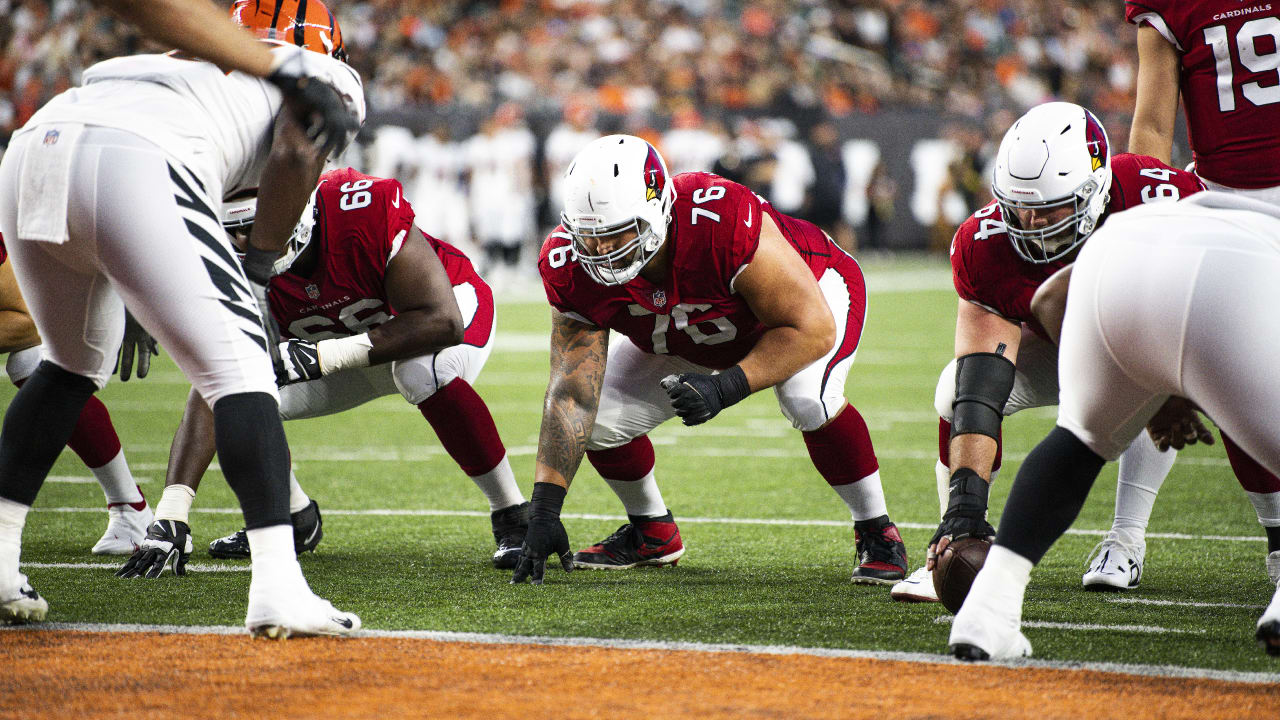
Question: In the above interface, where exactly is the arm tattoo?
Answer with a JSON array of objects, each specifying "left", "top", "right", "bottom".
[{"left": 536, "top": 310, "right": 609, "bottom": 485}]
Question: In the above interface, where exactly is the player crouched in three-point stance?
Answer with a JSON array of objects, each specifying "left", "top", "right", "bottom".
[
  {"left": 891, "top": 102, "right": 1206, "bottom": 603},
  {"left": 512, "top": 135, "right": 906, "bottom": 584},
  {"left": 0, "top": 0, "right": 363, "bottom": 635},
  {"left": 950, "top": 192, "right": 1280, "bottom": 660},
  {"left": 0, "top": 240, "right": 153, "bottom": 555},
  {"left": 119, "top": 168, "right": 528, "bottom": 576}
]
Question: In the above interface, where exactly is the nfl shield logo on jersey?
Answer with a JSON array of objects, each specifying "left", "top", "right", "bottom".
[
  {"left": 42, "top": 129, "right": 59, "bottom": 145},
  {"left": 306, "top": 284, "right": 320, "bottom": 300},
  {"left": 652, "top": 290, "right": 667, "bottom": 308}
]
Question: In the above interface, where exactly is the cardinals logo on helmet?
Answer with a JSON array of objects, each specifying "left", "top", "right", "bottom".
[
  {"left": 1083, "top": 111, "right": 1108, "bottom": 172},
  {"left": 643, "top": 144, "right": 666, "bottom": 203}
]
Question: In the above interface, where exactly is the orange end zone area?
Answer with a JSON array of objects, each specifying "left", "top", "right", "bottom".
[{"left": 2, "top": 631, "right": 1277, "bottom": 719}]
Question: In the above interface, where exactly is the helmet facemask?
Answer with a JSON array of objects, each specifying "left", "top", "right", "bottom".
[
  {"left": 996, "top": 173, "right": 1104, "bottom": 264},
  {"left": 563, "top": 214, "right": 666, "bottom": 286},
  {"left": 219, "top": 190, "right": 318, "bottom": 276}
]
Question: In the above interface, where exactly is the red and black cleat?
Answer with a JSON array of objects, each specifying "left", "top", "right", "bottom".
[
  {"left": 573, "top": 512, "right": 685, "bottom": 569},
  {"left": 850, "top": 516, "right": 908, "bottom": 585}
]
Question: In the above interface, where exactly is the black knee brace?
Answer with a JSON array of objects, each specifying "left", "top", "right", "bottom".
[{"left": 950, "top": 351, "right": 1016, "bottom": 441}]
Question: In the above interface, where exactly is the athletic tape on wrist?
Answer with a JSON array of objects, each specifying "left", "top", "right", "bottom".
[{"left": 317, "top": 333, "right": 372, "bottom": 375}]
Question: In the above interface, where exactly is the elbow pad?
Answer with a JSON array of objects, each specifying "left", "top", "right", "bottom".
[{"left": 950, "top": 351, "right": 1016, "bottom": 442}]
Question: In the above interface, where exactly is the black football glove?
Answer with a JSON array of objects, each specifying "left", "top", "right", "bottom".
[
  {"left": 277, "top": 338, "right": 323, "bottom": 385},
  {"left": 242, "top": 245, "right": 286, "bottom": 380},
  {"left": 266, "top": 45, "right": 359, "bottom": 158},
  {"left": 511, "top": 483, "right": 574, "bottom": 585},
  {"left": 928, "top": 468, "right": 995, "bottom": 567},
  {"left": 660, "top": 365, "right": 752, "bottom": 426},
  {"left": 116, "top": 520, "right": 193, "bottom": 579},
  {"left": 116, "top": 310, "right": 159, "bottom": 381}
]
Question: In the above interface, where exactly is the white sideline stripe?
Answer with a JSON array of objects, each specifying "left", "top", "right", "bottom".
[
  {"left": 1106, "top": 597, "right": 1267, "bottom": 610},
  {"left": 2, "top": 622, "right": 1274, "bottom": 685},
  {"left": 932, "top": 616, "right": 1206, "bottom": 635},
  {"left": 29, "top": 506, "right": 1266, "bottom": 544},
  {"left": 22, "top": 562, "right": 247, "bottom": 573},
  {"left": 47, "top": 476, "right": 152, "bottom": 485}
]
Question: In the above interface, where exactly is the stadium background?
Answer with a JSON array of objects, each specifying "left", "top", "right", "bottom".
[{"left": 2, "top": 0, "right": 1192, "bottom": 268}]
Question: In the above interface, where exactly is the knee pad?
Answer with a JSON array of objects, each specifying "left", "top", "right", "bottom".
[
  {"left": 778, "top": 394, "right": 830, "bottom": 432},
  {"left": 934, "top": 360, "right": 957, "bottom": 420},
  {"left": 392, "top": 356, "right": 443, "bottom": 406},
  {"left": 6, "top": 346, "right": 42, "bottom": 385}
]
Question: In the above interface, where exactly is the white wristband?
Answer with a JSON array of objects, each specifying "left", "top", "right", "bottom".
[{"left": 317, "top": 333, "right": 373, "bottom": 375}]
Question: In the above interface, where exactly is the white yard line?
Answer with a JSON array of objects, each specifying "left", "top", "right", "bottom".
[
  {"left": 2, "top": 622, "right": 1274, "bottom": 685},
  {"left": 21, "top": 561, "right": 246, "bottom": 572},
  {"left": 29, "top": 505, "right": 1265, "bottom": 543},
  {"left": 1105, "top": 597, "right": 1267, "bottom": 610},
  {"left": 933, "top": 615, "right": 1206, "bottom": 635}
]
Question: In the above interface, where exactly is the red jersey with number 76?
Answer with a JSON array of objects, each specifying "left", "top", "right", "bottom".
[
  {"left": 539, "top": 171, "right": 861, "bottom": 370},
  {"left": 1125, "top": 1, "right": 1280, "bottom": 188},
  {"left": 950, "top": 153, "right": 1203, "bottom": 330}
]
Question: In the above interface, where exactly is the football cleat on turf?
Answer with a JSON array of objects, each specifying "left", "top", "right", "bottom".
[
  {"left": 890, "top": 565, "right": 939, "bottom": 603},
  {"left": 209, "top": 500, "right": 324, "bottom": 559},
  {"left": 1082, "top": 530, "right": 1144, "bottom": 591},
  {"left": 573, "top": 512, "right": 685, "bottom": 570},
  {"left": 0, "top": 577, "right": 48, "bottom": 625},
  {"left": 850, "top": 518, "right": 908, "bottom": 585},
  {"left": 1266, "top": 550, "right": 1280, "bottom": 586},
  {"left": 92, "top": 498, "right": 153, "bottom": 555},
  {"left": 246, "top": 581, "right": 360, "bottom": 639},
  {"left": 116, "top": 520, "right": 193, "bottom": 578},
  {"left": 1258, "top": 578, "right": 1280, "bottom": 657},
  {"left": 949, "top": 591, "right": 1032, "bottom": 661},
  {"left": 490, "top": 501, "right": 529, "bottom": 570}
]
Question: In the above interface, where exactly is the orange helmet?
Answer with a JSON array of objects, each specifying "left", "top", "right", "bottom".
[{"left": 230, "top": 0, "right": 347, "bottom": 63}]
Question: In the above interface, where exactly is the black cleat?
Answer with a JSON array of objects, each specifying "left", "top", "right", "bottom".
[
  {"left": 573, "top": 512, "right": 684, "bottom": 569},
  {"left": 1257, "top": 620, "right": 1280, "bottom": 657},
  {"left": 850, "top": 516, "right": 908, "bottom": 585},
  {"left": 208, "top": 500, "right": 323, "bottom": 559},
  {"left": 490, "top": 501, "right": 529, "bottom": 570},
  {"left": 950, "top": 643, "right": 991, "bottom": 661}
]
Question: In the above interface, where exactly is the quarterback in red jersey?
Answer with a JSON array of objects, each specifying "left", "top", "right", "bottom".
[
  {"left": 889, "top": 103, "right": 1207, "bottom": 604},
  {"left": 512, "top": 134, "right": 906, "bottom": 585},
  {"left": 1126, "top": 0, "right": 1280, "bottom": 584},
  {"left": 1127, "top": 0, "right": 1280, "bottom": 193},
  {"left": 118, "top": 168, "right": 529, "bottom": 578}
]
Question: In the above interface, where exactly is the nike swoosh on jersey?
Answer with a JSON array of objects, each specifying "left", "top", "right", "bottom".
[
  {"left": 744, "top": 205, "right": 752, "bottom": 227},
  {"left": 392, "top": 188, "right": 400, "bottom": 207}
]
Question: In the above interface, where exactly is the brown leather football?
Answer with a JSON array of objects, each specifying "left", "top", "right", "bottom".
[{"left": 932, "top": 537, "right": 992, "bottom": 614}]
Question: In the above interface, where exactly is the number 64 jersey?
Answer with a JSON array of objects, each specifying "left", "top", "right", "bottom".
[
  {"left": 950, "top": 153, "right": 1204, "bottom": 335},
  {"left": 539, "top": 171, "right": 860, "bottom": 370}
]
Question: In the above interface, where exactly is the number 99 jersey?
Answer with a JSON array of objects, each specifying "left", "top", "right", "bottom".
[
  {"left": 539, "top": 171, "right": 846, "bottom": 370},
  {"left": 950, "top": 153, "right": 1204, "bottom": 333},
  {"left": 1126, "top": 0, "right": 1280, "bottom": 188}
]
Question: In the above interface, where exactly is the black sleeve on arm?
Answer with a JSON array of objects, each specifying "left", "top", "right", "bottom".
[
  {"left": 994, "top": 425, "right": 1107, "bottom": 565},
  {"left": 950, "top": 351, "right": 1016, "bottom": 441}
]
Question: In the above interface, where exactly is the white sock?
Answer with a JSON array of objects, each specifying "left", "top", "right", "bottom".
[
  {"left": 288, "top": 469, "right": 312, "bottom": 514},
  {"left": 1113, "top": 433, "right": 1174, "bottom": 535},
  {"left": 155, "top": 485, "right": 196, "bottom": 524},
  {"left": 93, "top": 450, "right": 143, "bottom": 506},
  {"left": 0, "top": 497, "right": 31, "bottom": 593},
  {"left": 970, "top": 544, "right": 1033, "bottom": 611},
  {"left": 832, "top": 470, "right": 888, "bottom": 521},
  {"left": 468, "top": 454, "right": 525, "bottom": 512},
  {"left": 604, "top": 471, "right": 667, "bottom": 518},
  {"left": 1248, "top": 491, "right": 1280, "bottom": 529},
  {"left": 935, "top": 461, "right": 950, "bottom": 519},
  {"left": 246, "top": 524, "right": 305, "bottom": 586}
]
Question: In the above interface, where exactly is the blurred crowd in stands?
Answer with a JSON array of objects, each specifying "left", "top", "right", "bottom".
[{"left": 2, "top": 0, "right": 1153, "bottom": 284}]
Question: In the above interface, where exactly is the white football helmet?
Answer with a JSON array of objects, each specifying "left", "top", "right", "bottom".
[
  {"left": 992, "top": 102, "right": 1112, "bottom": 264},
  {"left": 218, "top": 189, "right": 319, "bottom": 275},
  {"left": 560, "top": 134, "right": 676, "bottom": 285}
]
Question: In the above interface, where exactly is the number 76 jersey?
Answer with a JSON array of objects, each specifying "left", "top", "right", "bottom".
[{"left": 539, "top": 171, "right": 851, "bottom": 370}]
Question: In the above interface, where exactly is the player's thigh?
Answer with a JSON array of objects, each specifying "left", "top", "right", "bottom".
[
  {"left": 588, "top": 336, "right": 705, "bottom": 450},
  {"left": 280, "top": 364, "right": 396, "bottom": 421},
  {"left": 775, "top": 265, "right": 865, "bottom": 431},
  {"left": 76, "top": 131, "right": 275, "bottom": 404},
  {"left": 393, "top": 281, "right": 496, "bottom": 404}
]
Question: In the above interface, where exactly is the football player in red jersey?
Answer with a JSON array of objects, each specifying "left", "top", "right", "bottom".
[
  {"left": 888, "top": 103, "right": 1207, "bottom": 604},
  {"left": 511, "top": 134, "right": 907, "bottom": 585},
  {"left": 118, "top": 168, "right": 529, "bottom": 578},
  {"left": 0, "top": 239, "right": 152, "bottom": 556},
  {"left": 1127, "top": 0, "right": 1280, "bottom": 584}
]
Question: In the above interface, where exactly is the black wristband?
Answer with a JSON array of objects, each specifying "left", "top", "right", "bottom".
[
  {"left": 243, "top": 244, "right": 277, "bottom": 285},
  {"left": 713, "top": 365, "right": 752, "bottom": 408},
  {"left": 531, "top": 482, "right": 567, "bottom": 517},
  {"left": 948, "top": 467, "right": 990, "bottom": 504}
]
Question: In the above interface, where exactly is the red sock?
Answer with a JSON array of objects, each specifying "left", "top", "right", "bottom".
[
  {"left": 587, "top": 436, "right": 655, "bottom": 481},
  {"left": 14, "top": 378, "right": 122, "bottom": 469},
  {"left": 938, "top": 418, "right": 1002, "bottom": 472},
  {"left": 803, "top": 405, "right": 879, "bottom": 486},
  {"left": 1223, "top": 433, "right": 1280, "bottom": 493},
  {"left": 418, "top": 379, "right": 506, "bottom": 476}
]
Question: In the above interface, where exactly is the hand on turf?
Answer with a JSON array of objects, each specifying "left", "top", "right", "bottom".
[
  {"left": 512, "top": 485, "right": 574, "bottom": 585},
  {"left": 1146, "top": 396, "right": 1215, "bottom": 452},
  {"left": 116, "top": 310, "right": 158, "bottom": 381},
  {"left": 116, "top": 520, "right": 192, "bottom": 579},
  {"left": 927, "top": 470, "right": 994, "bottom": 571},
  {"left": 276, "top": 338, "right": 322, "bottom": 385}
]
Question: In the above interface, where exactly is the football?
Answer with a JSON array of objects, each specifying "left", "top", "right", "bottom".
[{"left": 932, "top": 537, "right": 993, "bottom": 614}]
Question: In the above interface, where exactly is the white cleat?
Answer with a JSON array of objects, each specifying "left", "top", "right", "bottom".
[
  {"left": 1082, "top": 530, "right": 1144, "bottom": 591},
  {"left": 0, "top": 577, "right": 49, "bottom": 625},
  {"left": 246, "top": 584, "right": 361, "bottom": 639},
  {"left": 92, "top": 502, "right": 154, "bottom": 555},
  {"left": 949, "top": 598, "right": 1032, "bottom": 661},
  {"left": 1266, "top": 550, "right": 1280, "bottom": 586},
  {"left": 1257, "top": 577, "right": 1280, "bottom": 656},
  {"left": 890, "top": 566, "right": 939, "bottom": 603}
]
